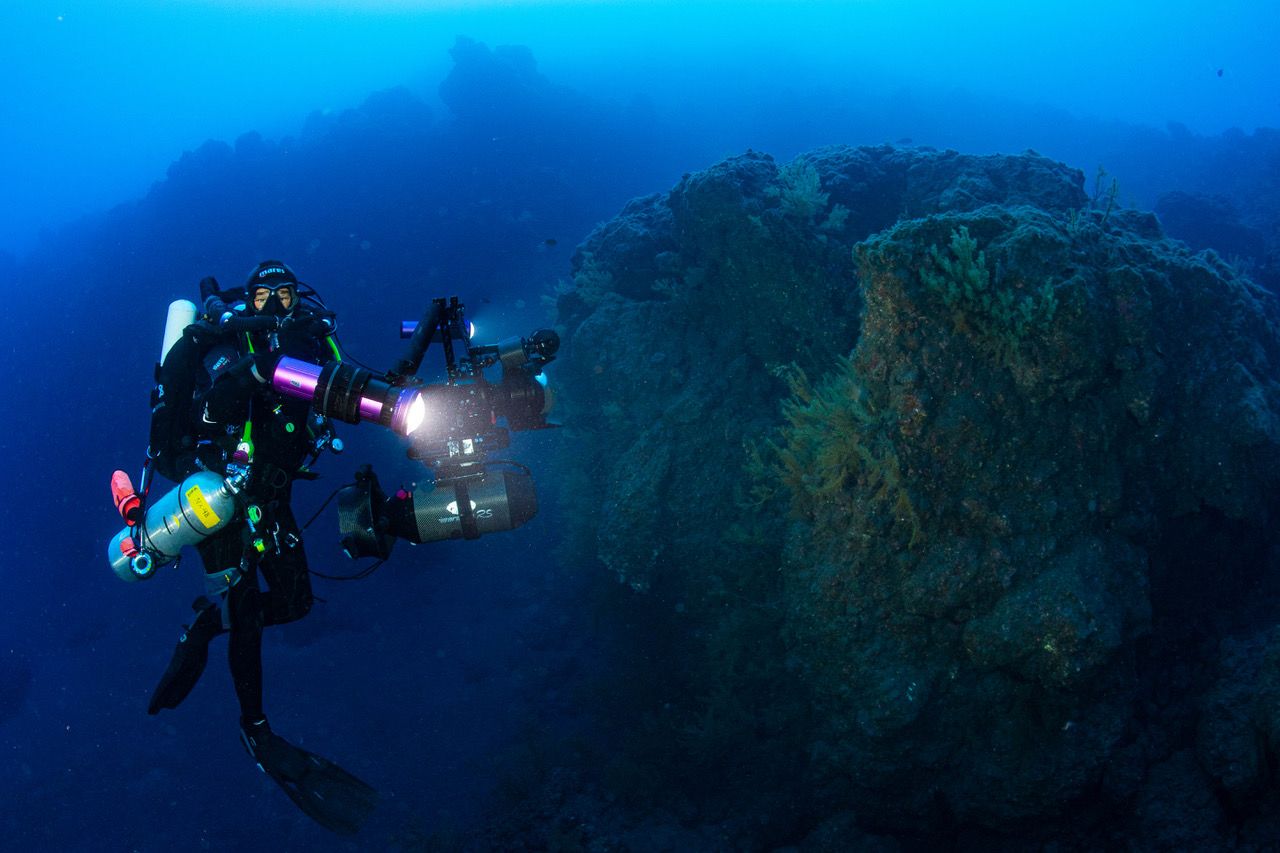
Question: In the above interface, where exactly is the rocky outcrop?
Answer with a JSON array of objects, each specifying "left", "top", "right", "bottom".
[
  {"left": 551, "top": 144, "right": 1280, "bottom": 846},
  {"left": 785, "top": 199, "right": 1280, "bottom": 829}
]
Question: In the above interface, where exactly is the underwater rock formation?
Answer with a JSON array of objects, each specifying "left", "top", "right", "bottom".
[
  {"left": 1155, "top": 190, "right": 1276, "bottom": 291},
  {"left": 439, "top": 36, "right": 558, "bottom": 128},
  {"left": 558, "top": 146, "right": 1087, "bottom": 591},
  {"left": 1156, "top": 190, "right": 1267, "bottom": 262},
  {"left": 1135, "top": 127, "right": 1280, "bottom": 295},
  {"left": 787, "top": 201, "right": 1280, "bottom": 831},
  {"left": 553, "top": 144, "right": 1280, "bottom": 845}
]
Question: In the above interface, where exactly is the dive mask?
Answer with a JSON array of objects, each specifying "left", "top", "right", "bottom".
[{"left": 251, "top": 283, "right": 296, "bottom": 317}]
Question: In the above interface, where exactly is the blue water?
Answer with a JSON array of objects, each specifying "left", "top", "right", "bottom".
[
  {"left": 0, "top": 1, "right": 1276, "bottom": 849},
  {"left": 2, "top": 0, "right": 1274, "bottom": 257}
]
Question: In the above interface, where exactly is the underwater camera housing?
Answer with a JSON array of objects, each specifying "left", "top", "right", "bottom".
[{"left": 270, "top": 296, "right": 558, "bottom": 560}]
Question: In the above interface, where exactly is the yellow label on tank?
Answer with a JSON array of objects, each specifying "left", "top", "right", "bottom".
[{"left": 186, "top": 485, "right": 221, "bottom": 528}]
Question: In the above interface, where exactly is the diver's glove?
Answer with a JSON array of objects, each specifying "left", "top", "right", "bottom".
[
  {"left": 250, "top": 351, "right": 284, "bottom": 384},
  {"left": 211, "top": 309, "right": 280, "bottom": 335},
  {"left": 280, "top": 311, "right": 337, "bottom": 339}
]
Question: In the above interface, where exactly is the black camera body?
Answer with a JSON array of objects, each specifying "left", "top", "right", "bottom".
[{"left": 332, "top": 297, "right": 558, "bottom": 561}]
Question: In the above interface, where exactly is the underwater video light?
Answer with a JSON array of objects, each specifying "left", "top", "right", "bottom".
[{"left": 272, "top": 357, "right": 426, "bottom": 436}]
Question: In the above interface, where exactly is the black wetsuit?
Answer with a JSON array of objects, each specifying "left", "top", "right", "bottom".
[{"left": 150, "top": 306, "right": 332, "bottom": 723}]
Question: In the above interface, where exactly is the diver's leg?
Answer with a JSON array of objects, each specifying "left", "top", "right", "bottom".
[
  {"left": 147, "top": 596, "right": 223, "bottom": 714},
  {"left": 229, "top": 502, "right": 311, "bottom": 725},
  {"left": 147, "top": 530, "right": 237, "bottom": 714},
  {"left": 227, "top": 562, "right": 267, "bottom": 726},
  {"left": 259, "top": 504, "right": 314, "bottom": 627},
  {"left": 232, "top": 504, "right": 377, "bottom": 833}
]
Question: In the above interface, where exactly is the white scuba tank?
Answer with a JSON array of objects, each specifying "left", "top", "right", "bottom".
[
  {"left": 161, "top": 299, "right": 198, "bottom": 363},
  {"left": 107, "top": 470, "right": 246, "bottom": 582}
]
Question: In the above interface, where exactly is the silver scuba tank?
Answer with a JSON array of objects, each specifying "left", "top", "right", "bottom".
[{"left": 107, "top": 469, "right": 246, "bottom": 582}]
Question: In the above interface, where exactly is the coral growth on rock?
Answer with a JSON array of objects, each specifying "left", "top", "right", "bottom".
[{"left": 548, "top": 144, "right": 1280, "bottom": 847}]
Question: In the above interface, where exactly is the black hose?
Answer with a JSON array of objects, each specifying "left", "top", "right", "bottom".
[
  {"left": 300, "top": 481, "right": 388, "bottom": 582},
  {"left": 301, "top": 482, "right": 355, "bottom": 531},
  {"left": 309, "top": 560, "right": 386, "bottom": 582}
]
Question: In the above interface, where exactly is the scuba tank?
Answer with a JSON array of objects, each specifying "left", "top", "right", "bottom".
[
  {"left": 107, "top": 469, "right": 247, "bottom": 582},
  {"left": 107, "top": 294, "right": 239, "bottom": 582},
  {"left": 162, "top": 299, "right": 198, "bottom": 362}
]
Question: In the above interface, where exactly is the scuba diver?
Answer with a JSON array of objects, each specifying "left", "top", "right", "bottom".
[{"left": 144, "top": 260, "right": 376, "bottom": 835}]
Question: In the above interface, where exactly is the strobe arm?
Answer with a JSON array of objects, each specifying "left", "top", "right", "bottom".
[{"left": 387, "top": 298, "right": 448, "bottom": 383}]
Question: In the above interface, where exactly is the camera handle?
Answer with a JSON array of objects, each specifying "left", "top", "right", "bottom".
[{"left": 388, "top": 296, "right": 470, "bottom": 383}]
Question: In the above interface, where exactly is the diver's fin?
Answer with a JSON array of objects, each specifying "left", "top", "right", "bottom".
[
  {"left": 240, "top": 720, "right": 378, "bottom": 836},
  {"left": 148, "top": 598, "right": 221, "bottom": 715}
]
